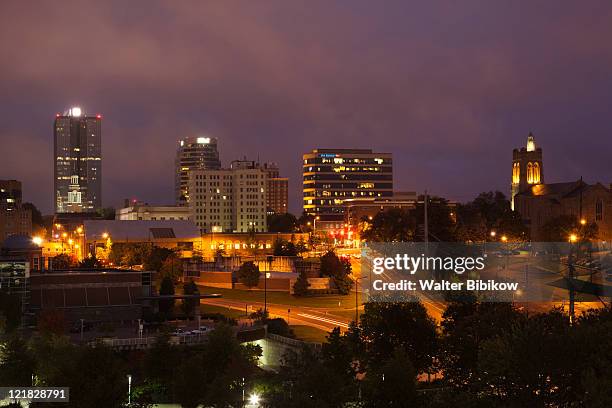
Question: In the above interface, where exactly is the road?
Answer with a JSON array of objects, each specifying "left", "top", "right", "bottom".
[{"left": 200, "top": 297, "right": 351, "bottom": 332}]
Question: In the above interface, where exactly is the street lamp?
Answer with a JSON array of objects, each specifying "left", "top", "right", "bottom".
[
  {"left": 580, "top": 218, "right": 586, "bottom": 226},
  {"left": 501, "top": 235, "right": 508, "bottom": 243},
  {"left": 127, "top": 374, "right": 132, "bottom": 406},
  {"left": 32, "top": 236, "right": 43, "bottom": 246},
  {"left": 569, "top": 234, "right": 578, "bottom": 243},
  {"left": 249, "top": 393, "right": 260, "bottom": 406},
  {"left": 490, "top": 230, "right": 496, "bottom": 238}
]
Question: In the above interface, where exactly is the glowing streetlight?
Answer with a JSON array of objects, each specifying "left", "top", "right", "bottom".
[
  {"left": 102, "top": 232, "right": 109, "bottom": 239},
  {"left": 580, "top": 219, "right": 586, "bottom": 226},
  {"left": 76, "top": 226, "right": 83, "bottom": 234},
  {"left": 62, "top": 232, "right": 68, "bottom": 238},
  {"left": 490, "top": 231, "right": 496, "bottom": 238},
  {"left": 249, "top": 393, "right": 260, "bottom": 405},
  {"left": 32, "top": 236, "right": 43, "bottom": 246},
  {"left": 569, "top": 234, "right": 578, "bottom": 243},
  {"left": 68, "top": 239, "right": 74, "bottom": 245},
  {"left": 501, "top": 235, "right": 508, "bottom": 243}
]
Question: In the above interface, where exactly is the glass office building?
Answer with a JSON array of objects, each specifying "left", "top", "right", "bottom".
[
  {"left": 54, "top": 107, "right": 102, "bottom": 213},
  {"left": 303, "top": 148, "right": 393, "bottom": 229}
]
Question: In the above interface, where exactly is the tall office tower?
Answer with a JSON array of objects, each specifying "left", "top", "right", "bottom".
[
  {"left": 175, "top": 136, "right": 221, "bottom": 205},
  {"left": 0, "top": 180, "right": 32, "bottom": 240},
  {"left": 303, "top": 148, "right": 393, "bottom": 230},
  {"left": 262, "top": 162, "right": 289, "bottom": 214},
  {"left": 511, "top": 132, "right": 544, "bottom": 210},
  {"left": 188, "top": 161, "right": 267, "bottom": 233},
  {"left": 54, "top": 107, "right": 102, "bottom": 214}
]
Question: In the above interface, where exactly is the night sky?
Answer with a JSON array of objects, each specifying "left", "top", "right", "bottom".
[{"left": 1, "top": 1, "right": 611, "bottom": 215}]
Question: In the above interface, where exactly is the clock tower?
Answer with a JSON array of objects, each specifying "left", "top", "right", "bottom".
[{"left": 511, "top": 133, "right": 544, "bottom": 210}]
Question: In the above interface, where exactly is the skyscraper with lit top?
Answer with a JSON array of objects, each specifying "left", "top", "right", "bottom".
[
  {"left": 175, "top": 136, "right": 221, "bottom": 205},
  {"left": 53, "top": 107, "right": 102, "bottom": 213}
]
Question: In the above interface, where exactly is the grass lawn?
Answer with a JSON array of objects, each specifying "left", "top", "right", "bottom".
[
  {"left": 291, "top": 325, "right": 329, "bottom": 343},
  {"left": 199, "top": 285, "right": 363, "bottom": 309},
  {"left": 199, "top": 303, "right": 247, "bottom": 319}
]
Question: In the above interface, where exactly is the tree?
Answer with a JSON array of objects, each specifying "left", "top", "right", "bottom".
[
  {"left": 158, "top": 276, "right": 175, "bottom": 318},
  {"left": 320, "top": 251, "right": 353, "bottom": 295},
  {"left": 359, "top": 299, "right": 438, "bottom": 373},
  {"left": 541, "top": 214, "right": 598, "bottom": 242},
  {"left": 31, "top": 337, "right": 127, "bottom": 408},
  {"left": 237, "top": 261, "right": 260, "bottom": 289},
  {"left": 181, "top": 280, "right": 200, "bottom": 318},
  {"left": 158, "top": 254, "right": 183, "bottom": 283},
  {"left": 361, "top": 207, "right": 415, "bottom": 242},
  {"left": 273, "top": 238, "right": 298, "bottom": 256},
  {"left": 292, "top": 270, "right": 310, "bottom": 296},
  {"left": 51, "top": 253, "right": 74, "bottom": 269},
  {"left": 456, "top": 191, "right": 527, "bottom": 242},
  {"left": 0, "top": 292, "right": 22, "bottom": 333},
  {"left": 174, "top": 352, "right": 206, "bottom": 408},
  {"left": 143, "top": 247, "right": 175, "bottom": 272},
  {"left": 478, "top": 309, "right": 574, "bottom": 406},
  {"left": 413, "top": 195, "right": 456, "bottom": 242},
  {"left": 439, "top": 296, "right": 523, "bottom": 391},
  {"left": 267, "top": 213, "right": 298, "bottom": 232},
  {"left": 362, "top": 348, "right": 417, "bottom": 408},
  {"left": 297, "top": 212, "right": 315, "bottom": 233},
  {"left": 79, "top": 255, "right": 101, "bottom": 269},
  {"left": 295, "top": 237, "right": 308, "bottom": 256},
  {"left": 0, "top": 334, "right": 35, "bottom": 387}
]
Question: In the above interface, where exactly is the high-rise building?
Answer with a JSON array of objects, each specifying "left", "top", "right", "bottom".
[
  {"left": 303, "top": 148, "right": 393, "bottom": 230},
  {"left": 262, "top": 162, "right": 288, "bottom": 214},
  {"left": 54, "top": 107, "right": 102, "bottom": 213},
  {"left": 0, "top": 180, "right": 32, "bottom": 241},
  {"left": 175, "top": 136, "right": 221, "bottom": 205},
  {"left": 188, "top": 160, "right": 267, "bottom": 233},
  {"left": 511, "top": 133, "right": 544, "bottom": 210}
]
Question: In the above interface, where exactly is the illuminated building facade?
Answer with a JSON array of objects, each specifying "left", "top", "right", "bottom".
[
  {"left": 262, "top": 162, "right": 288, "bottom": 214},
  {"left": 189, "top": 161, "right": 267, "bottom": 233},
  {"left": 175, "top": 136, "right": 221, "bottom": 205},
  {"left": 116, "top": 200, "right": 192, "bottom": 221},
  {"left": 511, "top": 133, "right": 543, "bottom": 209},
  {"left": 54, "top": 107, "right": 102, "bottom": 213},
  {"left": 303, "top": 148, "right": 393, "bottom": 230},
  {"left": 0, "top": 180, "right": 32, "bottom": 241}
]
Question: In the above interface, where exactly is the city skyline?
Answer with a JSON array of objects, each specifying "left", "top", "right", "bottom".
[{"left": 1, "top": 1, "right": 612, "bottom": 215}]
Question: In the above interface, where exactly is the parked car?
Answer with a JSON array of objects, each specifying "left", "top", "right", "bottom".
[{"left": 172, "top": 328, "right": 190, "bottom": 336}]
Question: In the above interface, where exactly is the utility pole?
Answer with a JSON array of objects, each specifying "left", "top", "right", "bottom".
[
  {"left": 569, "top": 244, "right": 576, "bottom": 324},
  {"left": 355, "top": 278, "right": 359, "bottom": 323},
  {"left": 424, "top": 190, "right": 428, "bottom": 245}
]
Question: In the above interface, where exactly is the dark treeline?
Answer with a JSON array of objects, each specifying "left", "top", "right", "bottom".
[{"left": 2, "top": 299, "right": 611, "bottom": 407}]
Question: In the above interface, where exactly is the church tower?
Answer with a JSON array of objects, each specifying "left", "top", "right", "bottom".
[{"left": 511, "top": 132, "right": 543, "bottom": 210}]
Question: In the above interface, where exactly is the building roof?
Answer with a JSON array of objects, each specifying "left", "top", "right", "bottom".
[
  {"left": 83, "top": 220, "right": 200, "bottom": 241},
  {"left": 516, "top": 180, "right": 585, "bottom": 199},
  {"left": 1, "top": 234, "right": 38, "bottom": 250}
]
